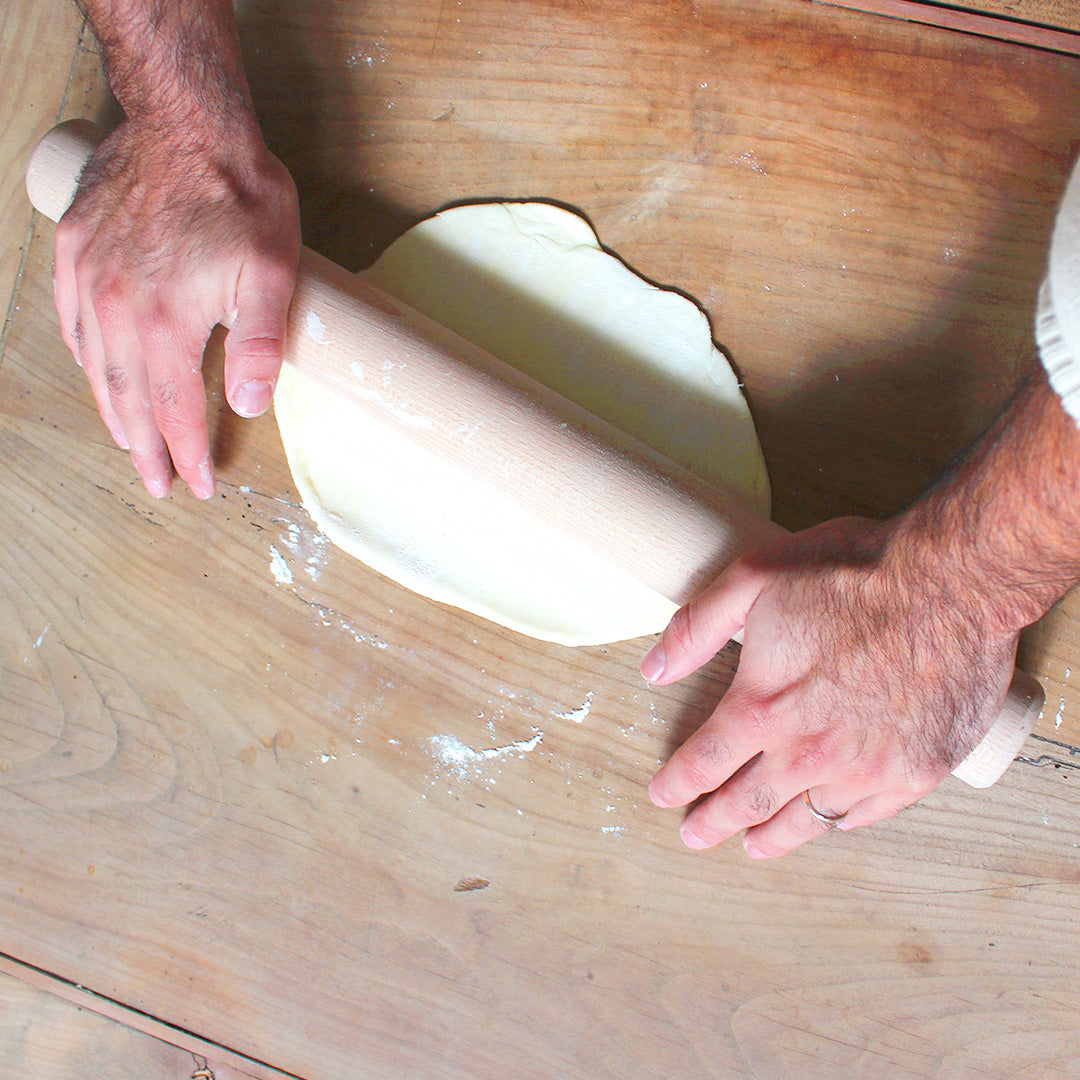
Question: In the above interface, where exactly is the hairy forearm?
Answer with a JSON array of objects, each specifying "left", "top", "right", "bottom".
[
  {"left": 75, "top": 0, "right": 253, "bottom": 130},
  {"left": 890, "top": 361, "right": 1080, "bottom": 636}
]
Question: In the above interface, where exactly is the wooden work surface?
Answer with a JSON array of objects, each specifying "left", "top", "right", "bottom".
[
  {"left": 3, "top": 1, "right": 1080, "bottom": 1077},
  {"left": 826, "top": 0, "right": 1080, "bottom": 41}
]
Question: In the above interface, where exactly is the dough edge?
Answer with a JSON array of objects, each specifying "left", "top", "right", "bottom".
[{"left": 274, "top": 201, "right": 769, "bottom": 646}]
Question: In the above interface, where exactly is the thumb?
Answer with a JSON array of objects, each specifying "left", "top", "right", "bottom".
[
  {"left": 641, "top": 557, "right": 766, "bottom": 685},
  {"left": 224, "top": 261, "right": 296, "bottom": 418}
]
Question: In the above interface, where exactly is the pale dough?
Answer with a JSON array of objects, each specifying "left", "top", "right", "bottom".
[{"left": 274, "top": 202, "right": 769, "bottom": 646}]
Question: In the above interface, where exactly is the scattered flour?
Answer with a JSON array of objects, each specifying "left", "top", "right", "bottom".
[
  {"left": 733, "top": 150, "right": 768, "bottom": 176},
  {"left": 557, "top": 692, "right": 594, "bottom": 724},
  {"left": 347, "top": 39, "right": 389, "bottom": 67},
  {"left": 306, "top": 310, "right": 331, "bottom": 344},
  {"left": 425, "top": 730, "right": 543, "bottom": 778},
  {"left": 269, "top": 545, "right": 293, "bottom": 585}
]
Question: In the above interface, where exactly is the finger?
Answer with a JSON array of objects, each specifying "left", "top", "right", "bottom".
[
  {"left": 672, "top": 743, "right": 821, "bottom": 850},
  {"left": 54, "top": 226, "right": 127, "bottom": 447},
  {"left": 91, "top": 279, "right": 173, "bottom": 497},
  {"left": 74, "top": 292, "right": 135, "bottom": 452},
  {"left": 641, "top": 558, "right": 766, "bottom": 685},
  {"left": 53, "top": 223, "right": 83, "bottom": 365},
  {"left": 742, "top": 783, "right": 866, "bottom": 859},
  {"left": 648, "top": 686, "right": 767, "bottom": 810},
  {"left": 80, "top": 310, "right": 131, "bottom": 450},
  {"left": 223, "top": 259, "right": 296, "bottom": 419},
  {"left": 743, "top": 779, "right": 934, "bottom": 858},
  {"left": 835, "top": 788, "right": 931, "bottom": 832},
  {"left": 139, "top": 305, "right": 215, "bottom": 500}
]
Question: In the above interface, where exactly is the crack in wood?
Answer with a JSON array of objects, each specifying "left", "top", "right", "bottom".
[
  {"left": 814, "top": 0, "right": 1080, "bottom": 54},
  {"left": 1017, "top": 732, "right": 1080, "bottom": 771},
  {"left": 0, "top": 949, "right": 305, "bottom": 1080}
]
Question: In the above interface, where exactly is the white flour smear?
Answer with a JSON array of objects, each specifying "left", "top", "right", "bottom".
[
  {"left": 426, "top": 730, "right": 543, "bottom": 779},
  {"left": 269, "top": 545, "right": 293, "bottom": 585},
  {"left": 557, "top": 692, "right": 594, "bottom": 724}
]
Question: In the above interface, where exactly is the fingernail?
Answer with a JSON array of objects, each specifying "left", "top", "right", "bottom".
[
  {"left": 680, "top": 822, "right": 711, "bottom": 850},
  {"left": 110, "top": 427, "right": 130, "bottom": 450},
  {"left": 641, "top": 642, "right": 666, "bottom": 683},
  {"left": 190, "top": 455, "right": 216, "bottom": 500},
  {"left": 232, "top": 379, "right": 274, "bottom": 418},
  {"left": 648, "top": 777, "right": 671, "bottom": 808},
  {"left": 145, "top": 474, "right": 171, "bottom": 499},
  {"left": 743, "top": 837, "right": 768, "bottom": 859}
]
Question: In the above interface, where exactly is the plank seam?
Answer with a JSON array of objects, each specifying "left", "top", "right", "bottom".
[
  {"left": 1018, "top": 731, "right": 1080, "bottom": 772},
  {"left": 0, "top": 220, "right": 40, "bottom": 370},
  {"left": 0, "top": 950, "right": 307, "bottom": 1080},
  {"left": 1029, "top": 732, "right": 1080, "bottom": 753},
  {"left": 0, "top": 16, "right": 90, "bottom": 370},
  {"left": 811, "top": 0, "right": 1080, "bottom": 55}
]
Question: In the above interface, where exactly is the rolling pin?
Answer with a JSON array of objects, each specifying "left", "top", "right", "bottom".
[{"left": 26, "top": 119, "right": 1042, "bottom": 788}]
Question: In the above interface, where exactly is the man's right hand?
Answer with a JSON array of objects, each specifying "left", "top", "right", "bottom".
[{"left": 52, "top": 114, "right": 301, "bottom": 499}]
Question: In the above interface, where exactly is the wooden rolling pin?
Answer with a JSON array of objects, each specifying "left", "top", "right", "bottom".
[{"left": 26, "top": 119, "right": 1042, "bottom": 788}]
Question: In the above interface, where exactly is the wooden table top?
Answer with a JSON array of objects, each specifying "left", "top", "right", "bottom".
[{"left": 3, "top": 1, "right": 1080, "bottom": 1077}]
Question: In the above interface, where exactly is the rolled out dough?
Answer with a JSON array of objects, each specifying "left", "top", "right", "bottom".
[{"left": 274, "top": 202, "right": 769, "bottom": 646}]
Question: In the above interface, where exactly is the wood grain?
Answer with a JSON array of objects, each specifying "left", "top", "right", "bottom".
[
  {"left": 0, "top": 0, "right": 84, "bottom": 337},
  {"left": 0, "top": 958, "right": 292, "bottom": 1080},
  {"left": 924, "top": 0, "right": 1080, "bottom": 33},
  {"left": 3, "top": 1, "right": 1080, "bottom": 1078},
  {"left": 814, "top": 0, "right": 1080, "bottom": 51},
  {"left": 0, "top": 968, "right": 199, "bottom": 1080},
  {"left": 0, "top": 966, "right": 262, "bottom": 1080}
]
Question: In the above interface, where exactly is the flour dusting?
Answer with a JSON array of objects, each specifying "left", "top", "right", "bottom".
[
  {"left": 347, "top": 39, "right": 389, "bottom": 67},
  {"left": 557, "top": 691, "right": 594, "bottom": 724},
  {"left": 426, "top": 730, "right": 543, "bottom": 778},
  {"left": 306, "top": 310, "right": 331, "bottom": 344},
  {"left": 270, "top": 545, "right": 293, "bottom": 584}
]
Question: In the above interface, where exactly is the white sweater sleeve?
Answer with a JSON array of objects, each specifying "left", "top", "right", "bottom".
[{"left": 1037, "top": 157, "right": 1080, "bottom": 423}]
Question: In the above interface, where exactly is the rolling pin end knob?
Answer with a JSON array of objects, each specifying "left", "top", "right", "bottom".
[
  {"left": 25, "top": 118, "right": 106, "bottom": 224},
  {"left": 950, "top": 669, "right": 1044, "bottom": 789}
]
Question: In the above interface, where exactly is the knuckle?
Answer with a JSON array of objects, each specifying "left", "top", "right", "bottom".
[
  {"left": 59, "top": 317, "right": 80, "bottom": 354},
  {"left": 137, "top": 295, "right": 172, "bottom": 339},
  {"left": 254, "top": 256, "right": 297, "bottom": 296},
  {"left": 91, "top": 279, "right": 129, "bottom": 332},
  {"left": 663, "top": 604, "right": 698, "bottom": 657},
  {"left": 904, "top": 774, "right": 939, "bottom": 801},
  {"left": 845, "top": 754, "right": 885, "bottom": 788},
  {"left": 230, "top": 333, "right": 286, "bottom": 363},
  {"left": 151, "top": 386, "right": 188, "bottom": 437},
  {"left": 71, "top": 254, "right": 97, "bottom": 298},
  {"left": 53, "top": 217, "right": 83, "bottom": 259},
  {"left": 103, "top": 362, "right": 131, "bottom": 397},
  {"left": 153, "top": 380, "right": 183, "bottom": 409},
  {"left": 786, "top": 738, "right": 833, "bottom": 778},
  {"left": 679, "top": 757, "right": 720, "bottom": 797},
  {"left": 680, "top": 730, "right": 733, "bottom": 786},
  {"left": 149, "top": 369, "right": 203, "bottom": 427},
  {"left": 729, "top": 783, "right": 778, "bottom": 825},
  {"left": 736, "top": 700, "right": 776, "bottom": 741}
]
